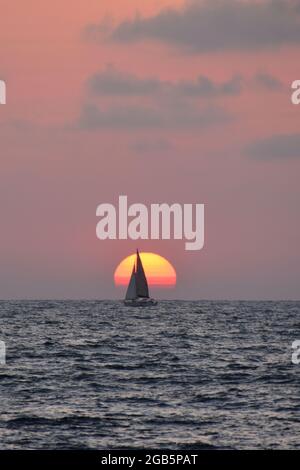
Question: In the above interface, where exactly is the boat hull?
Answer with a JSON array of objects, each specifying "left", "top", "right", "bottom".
[{"left": 124, "top": 297, "right": 157, "bottom": 307}]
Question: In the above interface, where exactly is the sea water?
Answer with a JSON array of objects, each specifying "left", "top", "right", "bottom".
[{"left": 0, "top": 300, "right": 299, "bottom": 449}]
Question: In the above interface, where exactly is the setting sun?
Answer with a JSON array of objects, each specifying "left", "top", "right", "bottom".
[{"left": 114, "top": 252, "right": 177, "bottom": 288}]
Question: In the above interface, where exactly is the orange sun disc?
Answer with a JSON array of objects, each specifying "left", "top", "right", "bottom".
[{"left": 114, "top": 252, "right": 176, "bottom": 288}]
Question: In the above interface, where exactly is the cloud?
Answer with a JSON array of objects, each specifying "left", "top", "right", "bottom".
[
  {"left": 78, "top": 102, "right": 231, "bottom": 130},
  {"left": 88, "top": 66, "right": 161, "bottom": 95},
  {"left": 254, "top": 72, "right": 283, "bottom": 91},
  {"left": 78, "top": 66, "right": 238, "bottom": 131},
  {"left": 246, "top": 134, "right": 300, "bottom": 159},
  {"left": 83, "top": 15, "right": 113, "bottom": 41},
  {"left": 176, "top": 74, "right": 242, "bottom": 97},
  {"left": 79, "top": 66, "right": 283, "bottom": 131},
  {"left": 88, "top": 66, "right": 242, "bottom": 97},
  {"left": 102, "top": 0, "right": 300, "bottom": 53}
]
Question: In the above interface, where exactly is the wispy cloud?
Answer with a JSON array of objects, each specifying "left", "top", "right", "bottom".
[
  {"left": 78, "top": 102, "right": 231, "bottom": 130},
  {"left": 78, "top": 65, "right": 284, "bottom": 131},
  {"left": 91, "top": 0, "right": 300, "bottom": 53},
  {"left": 247, "top": 133, "right": 300, "bottom": 160},
  {"left": 88, "top": 66, "right": 162, "bottom": 96},
  {"left": 88, "top": 66, "right": 242, "bottom": 98},
  {"left": 254, "top": 72, "right": 283, "bottom": 91}
]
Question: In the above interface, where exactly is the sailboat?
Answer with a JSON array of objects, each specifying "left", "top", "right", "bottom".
[{"left": 124, "top": 250, "right": 157, "bottom": 306}]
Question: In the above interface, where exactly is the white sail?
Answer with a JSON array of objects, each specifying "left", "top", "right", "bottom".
[
  {"left": 135, "top": 250, "right": 149, "bottom": 298},
  {"left": 125, "top": 265, "right": 137, "bottom": 300},
  {"left": 124, "top": 250, "right": 156, "bottom": 306}
]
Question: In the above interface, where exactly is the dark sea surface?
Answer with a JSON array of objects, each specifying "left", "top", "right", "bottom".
[{"left": 0, "top": 300, "right": 299, "bottom": 450}]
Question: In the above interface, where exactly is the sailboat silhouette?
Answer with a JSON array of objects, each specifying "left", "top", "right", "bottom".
[{"left": 124, "top": 250, "right": 157, "bottom": 306}]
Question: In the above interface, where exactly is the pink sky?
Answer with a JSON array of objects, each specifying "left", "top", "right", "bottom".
[{"left": 0, "top": 0, "right": 300, "bottom": 299}]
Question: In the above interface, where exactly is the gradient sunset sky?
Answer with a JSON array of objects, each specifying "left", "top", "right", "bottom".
[{"left": 0, "top": 0, "right": 300, "bottom": 299}]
